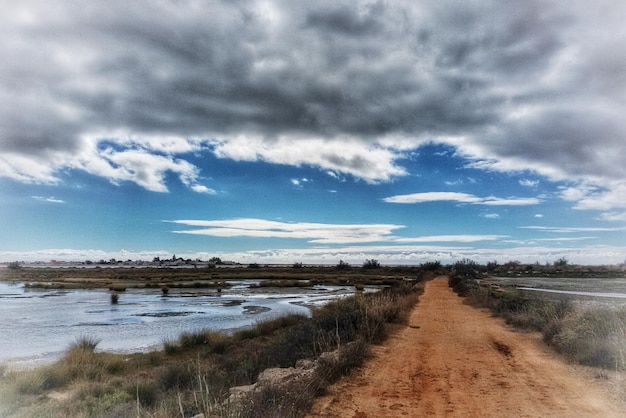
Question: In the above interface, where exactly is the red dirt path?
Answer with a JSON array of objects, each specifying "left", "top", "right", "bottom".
[{"left": 308, "top": 277, "right": 623, "bottom": 417}]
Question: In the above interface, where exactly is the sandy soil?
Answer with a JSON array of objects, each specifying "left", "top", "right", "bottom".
[{"left": 308, "top": 277, "right": 624, "bottom": 417}]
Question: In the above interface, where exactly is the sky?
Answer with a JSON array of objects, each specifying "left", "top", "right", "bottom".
[{"left": 1, "top": 0, "right": 625, "bottom": 265}]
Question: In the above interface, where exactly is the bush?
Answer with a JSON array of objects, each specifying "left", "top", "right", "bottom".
[
  {"left": 72, "top": 383, "right": 133, "bottom": 417},
  {"left": 548, "top": 307, "right": 626, "bottom": 369},
  {"left": 71, "top": 336, "right": 101, "bottom": 352},
  {"left": 178, "top": 329, "right": 231, "bottom": 354},
  {"left": 162, "top": 338, "right": 181, "bottom": 355},
  {"left": 336, "top": 260, "right": 350, "bottom": 270},
  {"left": 314, "top": 338, "right": 369, "bottom": 387},
  {"left": 132, "top": 380, "right": 159, "bottom": 407},
  {"left": 362, "top": 259, "right": 381, "bottom": 269},
  {"left": 7, "top": 261, "right": 21, "bottom": 270},
  {"left": 448, "top": 259, "right": 480, "bottom": 295},
  {"left": 159, "top": 363, "right": 194, "bottom": 390},
  {"left": 49, "top": 337, "right": 127, "bottom": 382},
  {"left": 9, "top": 369, "right": 46, "bottom": 395}
]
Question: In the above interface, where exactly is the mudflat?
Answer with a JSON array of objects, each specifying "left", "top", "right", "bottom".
[{"left": 309, "top": 277, "right": 623, "bottom": 417}]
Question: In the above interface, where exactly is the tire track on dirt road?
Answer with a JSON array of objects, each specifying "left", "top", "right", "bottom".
[{"left": 308, "top": 277, "right": 622, "bottom": 417}]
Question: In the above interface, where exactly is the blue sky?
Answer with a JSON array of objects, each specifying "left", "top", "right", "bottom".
[{"left": 1, "top": 1, "right": 625, "bottom": 264}]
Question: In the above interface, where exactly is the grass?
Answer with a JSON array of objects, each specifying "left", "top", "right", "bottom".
[
  {"left": 545, "top": 306, "right": 626, "bottom": 370},
  {"left": 453, "top": 272, "right": 626, "bottom": 371}
]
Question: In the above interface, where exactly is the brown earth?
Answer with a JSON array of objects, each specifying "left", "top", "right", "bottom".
[{"left": 308, "top": 277, "right": 624, "bottom": 417}]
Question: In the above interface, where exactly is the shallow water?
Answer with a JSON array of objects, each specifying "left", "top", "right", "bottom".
[
  {"left": 489, "top": 276, "right": 626, "bottom": 306},
  {"left": 0, "top": 281, "right": 361, "bottom": 366},
  {"left": 517, "top": 287, "right": 626, "bottom": 299}
]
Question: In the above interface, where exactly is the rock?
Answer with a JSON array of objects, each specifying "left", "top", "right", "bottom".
[
  {"left": 226, "top": 347, "right": 345, "bottom": 408},
  {"left": 228, "top": 383, "right": 256, "bottom": 401}
]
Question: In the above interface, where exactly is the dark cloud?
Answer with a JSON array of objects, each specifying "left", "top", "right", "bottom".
[
  {"left": 304, "top": 3, "right": 386, "bottom": 37},
  {"left": 1, "top": 0, "right": 625, "bottom": 200}
]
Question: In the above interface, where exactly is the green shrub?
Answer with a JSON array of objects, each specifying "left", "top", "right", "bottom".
[
  {"left": 159, "top": 363, "right": 194, "bottom": 390},
  {"left": 71, "top": 336, "right": 101, "bottom": 352},
  {"left": 362, "top": 259, "right": 381, "bottom": 269},
  {"left": 179, "top": 328, "right": 231, "bottom": 352},
  {"left": 448, "top": 259, "right": 480, "bottom": 295},
  {"left": 548, "top": 307, "right": 626, "bottom": 369},
  {"left": 336, "top": 260, "right": 350, "bottom": 270},
  {"left": 162, "top": 338, "right": 181, "bottom": 355},
  {"left": 40, "top": 366, "right": 70, "bottom": 390},
  {"left": 180, "top": 330, "right": 210, "bottom": 348},
  {"left": 9, "top": 369, "right": 46, "bottom": 395},
  {"left": 7, "top": 261, "right": 21, "bottom": 269},
  {"left": 314, "top": 338, "right": 369, "bottom": 385},
  {"left": 254, "top": 314, "right": 309, "bottom": 336},
  {"left": 132, "top": 380, "right": 159, "bottom": 407},
  {"left": 72, "top": 383, "right": 133, "bottom": 417},
  {"left": 266, "top": 320, "right": 319, "bottom": 366}
]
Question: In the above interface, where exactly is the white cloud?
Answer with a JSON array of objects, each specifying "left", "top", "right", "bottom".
[
  {"left": 191, "top": 184, "right": 216, "bottom": 194},
  {"left": 533, "top": 237, "right": 596, "bottom": 242},
  {"left": 383, "top": 192, "right": 482, "bottom": 204},
  {"left": 0, "top": 249, "right": 173, "bottom": 263},
  {"left": 59, "top": 137, "right": 212, "bottom": 193},
  {"left": 599, "top": 212, "right": 626, "bottom": 222},
  {"left": 290, "top": 177, "right": 310, "bottom": 188},
  {"left": 237, "top": 245, "right": 626, "bottom": 265},
  {"left": 209, "top": 135, "right": 408, "bottom": 184},
  {"left": 394, "top": 235, "right": 507, "bottom": 243},
  {"left": 0, "top": 151, "right": 72, "bottom": 185},
  {"left": 383, "top": 192, "right": 540, "bottom": 206},
  {"left": 482, "top": 213, "right": 501, "bottom": 219},
  {"left": 5, "top": 244, "right": 625, "bottom": 265},
  {"left": 520, "top": 226, "right": 626, "bottom": 233},
  {"left": 480, "top": 197, "right": 541, "bottom": 206},
  {"left": 170, "top": 218, "right": 511, "bottom": 245},
  {"left": 32, "top": 196, "right": 65, "bottom": 204},
  {"left": 519, "top": 179, "right": 539, "bottom": 187},
  {"left": 560, "top": 182, "right": 626, "bottom": 211},
  {"left": 534, "top": 214, "right": 544, "bottom": 218},
  {"left": 170, "top": 218, "right": 405, "bottom": 244}
]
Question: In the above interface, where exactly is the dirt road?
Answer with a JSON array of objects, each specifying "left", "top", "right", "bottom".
[{"left": 309, "top": 277, "right": 622, "bottom": 417}]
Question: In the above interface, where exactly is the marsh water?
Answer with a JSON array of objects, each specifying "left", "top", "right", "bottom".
[
  {"left": 489, "top": 276, "right": 626, "bottom": 305},
  {"left": 0, "top": 281, "right": 362, "bottom": 367}
]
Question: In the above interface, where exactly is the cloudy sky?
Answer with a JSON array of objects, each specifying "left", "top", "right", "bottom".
[{"left": 1, "top": 0, "right": 625, "bottom": 265}]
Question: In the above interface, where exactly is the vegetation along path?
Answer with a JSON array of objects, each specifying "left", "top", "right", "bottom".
[{"left": 308, "top": 277, "right": 622, "bottom": 417}]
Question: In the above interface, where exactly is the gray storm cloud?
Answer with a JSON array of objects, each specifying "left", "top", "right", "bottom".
[{"left": 1, "top": 0, "right": 625, "bottom": 205}]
